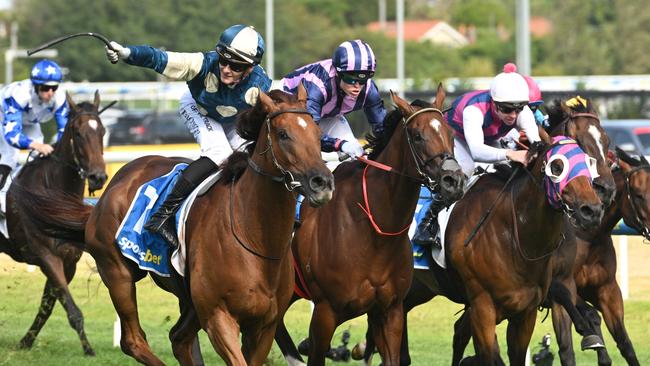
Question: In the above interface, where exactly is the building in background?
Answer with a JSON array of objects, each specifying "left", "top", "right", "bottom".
[{"left": 367, "top": 20, "right": 469, "bottom": 48}]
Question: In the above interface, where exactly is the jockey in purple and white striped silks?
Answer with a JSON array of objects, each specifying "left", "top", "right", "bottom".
[{"left": 544, "top": 136, "right": 597, "bottom": 209}]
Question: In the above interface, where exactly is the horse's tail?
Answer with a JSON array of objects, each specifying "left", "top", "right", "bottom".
[{"left": 12, "top": 184, "right": 91, "bottom": 244}]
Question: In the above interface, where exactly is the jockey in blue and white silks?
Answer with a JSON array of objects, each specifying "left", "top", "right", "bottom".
[
  {"left": 281, "top": 40, "right": 386, "bottom": 157},
  {"left": 106, "top": 24, "right": 272, "bottom": 247},
  {"left": 0, "top": 59, "right": 68, "bottom": 187}
]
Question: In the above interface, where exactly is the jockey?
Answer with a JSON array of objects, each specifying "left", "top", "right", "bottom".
[
  {"left": 523, "top": 73, "right": 548, "bottom": 128},
  {"left": 412, "top": 63, "right": 541, "bottom": 246},
  {"left": 281, "top": 40, "right": 387, "bottom": 159},
  {"left": 105, "top": 24, "right": 272, "bottom": 247},
  {"left": 0, "top": 59, "right": 68, "bottom": 188}
]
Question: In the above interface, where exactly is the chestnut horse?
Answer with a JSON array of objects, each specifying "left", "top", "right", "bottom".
[
  {"left": 14, "top": 87, "right": 334, "bottom": 366},
  {"left": 275, "top": 86, "right": 466, "bottom": 366},
  {"left": 0, "top": 91, "right": 107, "bottom": 355},
  {"left": 552, "top": 147, "right": 649, "bottom": 366}
]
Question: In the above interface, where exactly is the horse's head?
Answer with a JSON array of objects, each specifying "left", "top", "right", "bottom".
[
  {"left": 547, "top": 96, "right": 615, "bottom": 207},
  {"left": 239, "top": 85, "right": 334, "bottom": 207},
  {"left": 615, "top": 147, "right": 650, "bottom": 240},
  {"left": 526, "top": 137, "right": 603, "bottom": 230},
  {"left": 63, "top": 91, "right": 107, "bottom": 194},
  {"left": 388, "top": 84, "right": 465, "bottom": 204}
]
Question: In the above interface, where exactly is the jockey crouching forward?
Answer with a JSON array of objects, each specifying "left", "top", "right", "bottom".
[
  {"left": 413, "top": 64, "right": 541, "bottom": 246},
  {"left": 0, "top": 59, "right": 68, "bottom": 189},
  {"left": 281, "top": 40, "right": 387, "bottom": 163},
  {"left": 105, "top": 24, "right": 272, "bottom": 247}
]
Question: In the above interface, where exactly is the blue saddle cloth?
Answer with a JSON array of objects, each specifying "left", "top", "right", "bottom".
[
  {"left": 115, "top": 163, "right": 188, "bottom": 277},
  {"left": 412, "top": 186, "right": 435, "bottom": 269}
]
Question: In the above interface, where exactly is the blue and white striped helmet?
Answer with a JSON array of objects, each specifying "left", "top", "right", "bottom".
[
  {"left": 30, "top": 59, "right": 63, "bottom": 86},
  {"left": 332, "top": 40, "right": 376, "bottom": 75},
  {"left": 215, "top": 25, "right": 265, "bottom": 65}
]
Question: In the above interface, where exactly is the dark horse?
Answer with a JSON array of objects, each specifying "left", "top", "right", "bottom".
[
  {"left": 15, "top": 87, "right": 335, "bottom": 365},
  {"left": 552, "top": 147, "right": 649, "bottom": 366},
  {"left": 0, "top": 91, "right": 107, "bottom": 355},
  {"left": 275, "top": 86, "right": 467, "bottom": 366}
]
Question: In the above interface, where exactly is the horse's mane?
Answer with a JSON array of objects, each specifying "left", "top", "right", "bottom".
[
  {"left": 221, "top": 90, "right": 299, "bottom": 183},
  {"left": 545, "top": 96, "right": 597, "bottom": 132},
  {"left": 366, "top": 99, "right": 430, "bottom": 160}
]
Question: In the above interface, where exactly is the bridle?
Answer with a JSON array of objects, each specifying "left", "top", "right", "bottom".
[
  {"left": 623, "top": 165, "right": 650, "bottom": 240},
  {"left": 248, "top": 108, "right": 312, "bottom": 192},
  {"left": 401, "top": 107, "right": 455, "bottom": 192},
  {"left": 233, "top": 107, "right": 312, "bottom": 261}
]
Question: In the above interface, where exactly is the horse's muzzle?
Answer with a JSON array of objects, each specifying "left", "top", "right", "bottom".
[
  {"left": 575, "top": 202, "right": 603, "bottom": 229},
  {"left": 87, "top": 171, "right": 108, "bottom": 193},
  {"left": 438, "top": 160, "right": 466, "bottom": 204},
  {"left": 303, "top": 171, "right": 334, "bottom": 207},
  {"left": 592, "top": 178, "right": 615, "bottom": 208}
]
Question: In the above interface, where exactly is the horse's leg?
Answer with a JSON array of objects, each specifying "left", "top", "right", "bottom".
[
  {"left": 19, "top": 279, "right": 57, "bottom": 349},
  {"left": 452, "top": 309, "right": 472, "bottom": 366},
  {"left": 506, "top": 307, "right": 537, "bottom": 366},
  {"left": 242, "top": 321, "right": 279, "bottom": 366},
  {"left": 307, "top": 302, "right": 338, "bottom": 366},
  {"left": 170, "top": 301, "right": 203, "bottom": 366},
  {"left": 95, "top": 255, "right": 165, "bottom": 366},
  {"left": 34, "top": 250, "right": 95, "bottom": 356},
  {"left": 595, "top": 282, "right": 639, "bottom": 366},
  {"left": 468, "top": 295, "right": 503, "bottom": 366},
  {"left": 203, "top": 309, "right": 247, "bottom": 365},
  {"left": 578, "top": 301, "right": 613, "bottom": 366},
  {"left": 549, "top": 280, "right": 603, "bottom": 350},
  {"left": 368, "top": 303, "right": 404, "bottom": 366},
  {"left": 551, "top": 301, "right": 577, "bottom": 366},
  {"left": 274, "top": 296, "right": 305, "bottom": 366}
]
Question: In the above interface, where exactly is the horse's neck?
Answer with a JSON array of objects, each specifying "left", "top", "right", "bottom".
[
  {"left": 601, "top": 170, "right": 628, "bottom": 232},
  {"left": 231, "top": 165, "right": 295, "bottom": 252}
]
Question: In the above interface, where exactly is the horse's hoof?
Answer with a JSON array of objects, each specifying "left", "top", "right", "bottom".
[
  {"left": 351, "top": 341, "right": 366, "bottom": 360},
  {"left": 18, "top": 337, "right": 34, "bottom": 349},
  {"left": 84, "top": 347, "right": 96, "bottom": 357},
  {"left": 581, "top": 334, "right": 606, "bottom": 350},
  {"left": 458, "top": 355, "right": 475, "bottom": 366},
  {"left": 297, "top": 338, "right": 310, "bottom": 356}
]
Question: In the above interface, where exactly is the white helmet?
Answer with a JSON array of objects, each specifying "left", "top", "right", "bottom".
[{"left": 490, "top": 64, "right": 529, "bottom": 103}]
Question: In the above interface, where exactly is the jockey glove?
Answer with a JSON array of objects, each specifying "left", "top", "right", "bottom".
[
  {"left": 340, "top": 140, "right": 365, "bottom": 158},
  {"left": 105, "top": 41, "right": 131, "bottom": 63}
]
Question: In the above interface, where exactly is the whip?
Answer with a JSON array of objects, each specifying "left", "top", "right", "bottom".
[{"left": 28, "top": 32, "right": 118, "bottom": 64}]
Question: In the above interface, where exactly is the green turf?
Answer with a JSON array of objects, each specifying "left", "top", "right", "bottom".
[{"left": 1, "top": 239, "right": 649, "bottom": 365}]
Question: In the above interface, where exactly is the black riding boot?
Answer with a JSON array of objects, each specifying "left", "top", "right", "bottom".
[
  {"left": 0, "top": 164, "right": 12, "bottom": 189},
  {"left": 412, "top": 195, "right": 446, "bottom": 247},
  {"left": 144, "top": 157, "right": 217, "bottom": 247}
]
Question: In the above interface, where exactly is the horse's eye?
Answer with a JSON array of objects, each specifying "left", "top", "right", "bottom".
[
  {"left": 413, "top": 132, "right": 423, "bottom": 143},
  {"left": 278, "top": 130, "right": 290, "bottom": 140},
  {"left": 550, "top": 160, "right": 564, "bottom": 176}
]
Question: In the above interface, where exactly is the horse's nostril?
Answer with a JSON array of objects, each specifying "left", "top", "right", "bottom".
[
  {"left": 309, "top": 175, "right": 329, "bottom": 191},
  {"left": 579, "top": 204, "right": 601, "bottom": 221}
]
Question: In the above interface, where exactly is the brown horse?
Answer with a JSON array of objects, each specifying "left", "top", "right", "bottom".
[
  {"left": 0, "top": 91, "right": 107, "bottom": 355},
  {"left": 14, "top": 87, "right": 334, "bottom": 365},
  {"left": 275, "top": 86, "right": 467, "bottom": 366},
  {"left": 552, "top": 147, "right": 649, "bottom": 366}
]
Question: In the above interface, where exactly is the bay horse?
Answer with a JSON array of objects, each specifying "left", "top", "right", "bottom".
[
  {"left": 0, "top": 91, "right": 107, "bottom": 355},
  {"left": 14, "top": 87, "right": 334, "bottom": 366},
  {"left": 275, "top": 86, "right": 467, "bottom": 366},
  {"left": 552, "top": 147, "right": 650, "bottom": 366}
]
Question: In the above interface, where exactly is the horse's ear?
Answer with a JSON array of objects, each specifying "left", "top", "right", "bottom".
[
  {"left": 297, "top": 82, "right": 308, "bottom": 107},
  {"left": 93, "top": 90, "right": 101, "bottom": 110},
  {"left": 258, "top": 91, "right": 277, "bottom": 114},
  {"left": 539, "top": 126, "right": 552, "bottom": 144},
  {"left": 65, "top": 92, "right": 78, "bottom": 111},
  {"left": 390, "top": 90, "right": 413, "bottom": 116},
  {"left": 433, "top": 83, "right": 445, "bottom": 110}
]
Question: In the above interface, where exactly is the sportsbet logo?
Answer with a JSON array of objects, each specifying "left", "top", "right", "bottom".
[{"left": 118, "top": 237, "right": 162, "bottom": 265}]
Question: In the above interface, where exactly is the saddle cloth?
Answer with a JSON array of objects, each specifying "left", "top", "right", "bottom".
[{"left": 115, "top": 163, "right": 221, "bottom": 277}]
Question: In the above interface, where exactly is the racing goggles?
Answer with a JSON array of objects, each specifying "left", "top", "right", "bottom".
[
  {"left": 495, "top": 101, "right": 527, "bottom": 114},
  {"left": 38, "top": 84, "right": 58, "bottom": 92},
  {"left": 218, "top": 57, "right": 250, "bottom": 73},
  {"left": 339, "top": 71, "right": 374, "bottom": 85}
]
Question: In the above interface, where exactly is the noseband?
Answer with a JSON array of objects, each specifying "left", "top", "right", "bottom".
[
  {"left": 248, "top": 108, "right": 312, "bottom": 192},
  {"left": 623, "top": 165, "right": 650, "bottom": 240},
  {"left": 402, "top": 107, "right": 454, "bottom": 192}
]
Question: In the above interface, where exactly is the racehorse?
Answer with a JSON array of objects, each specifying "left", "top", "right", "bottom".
[
  {"left": 275, "top": 86, "right": 467, "bottom": 366},
  {"left": 552, "top": 147, "right": 649, "bottom": 366},
  {"left": 14, "top": 86, "right": 335, "bottom": 366},
  {"left": 356, "top": 96, "right": 614, "bottom": 365},
  {"left": 0, "top": 91, "right": 107, "bottom": 356}
]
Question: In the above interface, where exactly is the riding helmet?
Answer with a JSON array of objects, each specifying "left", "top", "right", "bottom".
[
  {"left": 215, "top": 25, "right": 265, "bottom": 65},
  {"left": 490, "top": 63, "right": 529, "bottom": 103},
  {"left": 332, "top": 40, "right": 376, "bottom": 79},
  {"left": 30, "top": 59, "right": 63, "bottom": 86}
]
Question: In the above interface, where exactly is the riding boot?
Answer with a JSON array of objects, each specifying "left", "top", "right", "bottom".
[
  {"left": 144, "top": 157, "right": 217, "bottom": 247},
  {"left": 412, "top": 195, "right": 446, "bottom": 247}
]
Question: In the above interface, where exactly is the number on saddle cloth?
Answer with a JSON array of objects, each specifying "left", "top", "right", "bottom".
[{"left": 114, "top": 163, "right": 189, "bottom": 277}]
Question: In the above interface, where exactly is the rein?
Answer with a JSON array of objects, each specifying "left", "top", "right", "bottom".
[
  {"left": 356, "top": 107, "right": 452, "bottom": 236},
  {"left": 623, "top": 165, "right": 650, "bottom": 241},
  {"left": 229, "top": 107, "right": 311, "bottom": 260}
]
